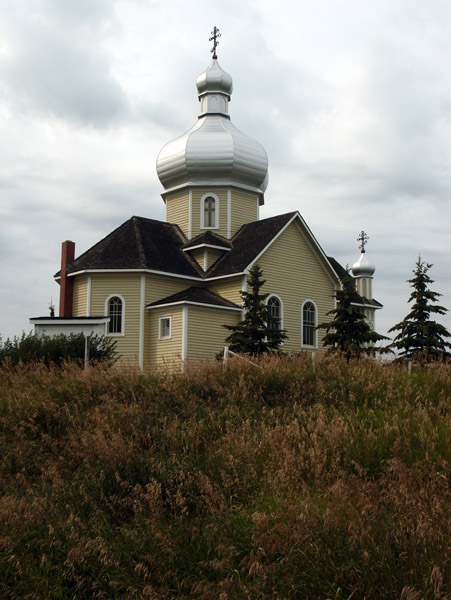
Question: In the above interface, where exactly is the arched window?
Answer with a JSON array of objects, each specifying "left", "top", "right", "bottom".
[
  {"left": 201, "top": 194, "right": 219, "bottom": 229},
  {"left": 107, "top": 296, "right": 123, "bottom": 334},
  {"left": 267, "top": 295, "right": 282, "bottom": 330},
  {"left": 302, "top": 301, "right": 316, "bottom": 346}
]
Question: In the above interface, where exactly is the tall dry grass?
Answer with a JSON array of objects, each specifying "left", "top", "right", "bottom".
[{"left": 0, "top": 355, "right": 450, "bottom": 599}]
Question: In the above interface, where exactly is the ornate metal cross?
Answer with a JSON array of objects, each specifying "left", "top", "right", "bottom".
[
  {"left": 357, "top": 230, "right": 369, "bottom": 252},
  {"left": 209, "top": 26, "right": 221, "bottom": 59}
]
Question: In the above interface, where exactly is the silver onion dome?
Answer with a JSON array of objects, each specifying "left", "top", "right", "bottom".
[
  {"left": 156, "top": 59, "right": 269, "bottom": 195},
  {"left": 352, "top": 251, "right": 376, "bottom": 277}
]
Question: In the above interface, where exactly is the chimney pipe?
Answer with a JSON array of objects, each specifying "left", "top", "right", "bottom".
[{"left": 59, "top": 240, "right": 75, "bottom": 317}]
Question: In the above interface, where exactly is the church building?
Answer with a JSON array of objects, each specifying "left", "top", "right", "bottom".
[{"left": 30, "top": 37, "right": 382, "bottom": 369}]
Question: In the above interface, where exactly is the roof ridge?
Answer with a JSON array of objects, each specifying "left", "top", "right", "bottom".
[{"left": 132, "top": 216, "right": 147, "bottom": 268}]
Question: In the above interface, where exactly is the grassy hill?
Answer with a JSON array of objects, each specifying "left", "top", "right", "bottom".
[{"left": 1, "top": 355, "right": 450, "bottom": 599}]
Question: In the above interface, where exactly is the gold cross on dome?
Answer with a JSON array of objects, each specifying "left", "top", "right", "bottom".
[
  {"left": 209, "top": 26, "right": 221, "bottom": 59},
  {"left": 357, "top": 230, "right": 369, "bottom": 252}
]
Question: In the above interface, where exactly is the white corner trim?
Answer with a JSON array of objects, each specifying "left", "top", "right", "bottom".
[
  {"left": 227, "top": 190, "right": 231, "bottom": 238},
  {"left": 139, "top": 275, "right": 145, "bottom": 370},
  {"left": 182, "top": 305, "right": 188, "bottom": 363},
  {"left": 188, "top": 190, "right": 192, "bottom": 239},
  {"left": 87, "top": 275, "right": 92, "bottom": 317}
]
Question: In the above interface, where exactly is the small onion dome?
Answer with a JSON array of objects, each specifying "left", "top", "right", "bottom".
[
  {"left": 352, "top": 251, "right": 375, "bottom": 277},
  {"left": 196, "top": 59, "right": 233, "bottom": 98},
  {"left": 156, "top": 59, "right": 269, "bottom": 196}
]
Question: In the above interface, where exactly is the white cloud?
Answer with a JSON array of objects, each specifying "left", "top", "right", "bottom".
[{"left": 1, "top": 0, "right": 451, "bottom": 341}]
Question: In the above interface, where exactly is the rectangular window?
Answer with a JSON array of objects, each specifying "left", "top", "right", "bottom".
[{"left": 159, "top": 316, "right": 171, "bottom": 340}]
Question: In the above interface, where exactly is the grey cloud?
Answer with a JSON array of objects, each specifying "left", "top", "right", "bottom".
[{"left": 0, "top": 5, "right": 128, "bottom": 127}]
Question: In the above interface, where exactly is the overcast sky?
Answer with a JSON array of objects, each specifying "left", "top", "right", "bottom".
[{"left": 1, "top": 0, "right": 451, "bottom": 342}]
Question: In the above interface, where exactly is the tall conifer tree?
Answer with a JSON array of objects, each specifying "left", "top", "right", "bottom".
[
  {"left": 389, "top": 258, "right": 451, "bottom": 361},
  {"left": 224, "top": 264, "right": 287, "bottom": 355},
  {"left": 317, "top": 273, "right": 388, "bottom": 360}
]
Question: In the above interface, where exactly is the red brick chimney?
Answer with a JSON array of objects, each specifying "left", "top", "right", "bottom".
[{"left": 59, "top": 240, "right": 75, "bottom": 317}]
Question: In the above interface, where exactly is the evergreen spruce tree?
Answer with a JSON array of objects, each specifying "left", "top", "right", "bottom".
[
  {"left": 317, "top": 273, "right": 388, "bottom": 360},
  {"left": 224, "top": 264, "right": 287, "bottom": 355},
  {"left": 389, "top": 258, "right": 451, "bottom": 361}
]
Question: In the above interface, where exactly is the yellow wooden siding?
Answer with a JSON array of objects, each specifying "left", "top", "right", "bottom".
[
  {"left": 231, "top": 190, "right": 258, "bottom": 236},
  {"left": 186, "top": 305, "right": 239, "bottom": 362},
  {"left": 206, "top": 248, "right": 224, "bottom": 270},
  {"left": 256, "top": 221, "right": 337, "bottom": 352},
  {"left": 143, "top": 274, "right": 194, "bottom": 366},
  {"left": 90, "top": 274, "right": 141, "bottom": 365},
  {"left": 207, "top": 276, "right": 243, "bottom": 305},
  {"left": 147, "top": 306, "right": 183, "bottom": 368},
  {"left": 188, "top": 248, "right": 205, "bottom": 270},
  {"left": 72, "top": 276, "right": 88, "bottom": 316},
  {"left": 191, "top": 189, "right": 228, "bottom": 238},
  {"left": 166, "top": 192, "right": 189, "bottom": 237}
]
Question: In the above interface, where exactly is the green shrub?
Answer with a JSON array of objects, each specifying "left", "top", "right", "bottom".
[{"left": 0, "top": 331, "right": 117, "bottom": 367}]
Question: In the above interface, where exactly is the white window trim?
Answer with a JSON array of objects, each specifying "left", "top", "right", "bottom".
[
  {"left": 266, "top": 294, "right": 284, "bottom": 330},
  {"left": 105, "top": 293, "right": 125, "bottom": 337},
  {"left": 301, "top": 299, "right": 317, "bottom": 348},
  {"left": 158, "top": 315, "right": 172, "bottom": 340},
  {"left": 200, "top": 192, "right": 219, "bottom": 230}
]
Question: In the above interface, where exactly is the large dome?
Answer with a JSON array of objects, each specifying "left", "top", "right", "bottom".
[{"left": 156, "top": 59, "right": 269, "bottom": 195}]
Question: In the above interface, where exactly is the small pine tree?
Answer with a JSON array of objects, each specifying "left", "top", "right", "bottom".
[
  {"left": 317, "top": 273, "right": 388, "bottom": 360},
  {"left": 389, "top": 258, "right": 451, "bottom": 361},
  {"left": 223, "top": 264, "right": 287, "bottom": 355}
]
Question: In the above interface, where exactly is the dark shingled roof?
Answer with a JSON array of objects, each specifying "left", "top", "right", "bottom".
[
  {"left": 353, "top": 296, "right": 383, "bottom": 308},
  {"left": 183, "top": 230, "right": 232, "bottom": 250},
  {"left": 206, "top": 212, "right": 296, "bottom": 277},
  {"left": 146, "top": 286, "right": 241, "bottom": 309},
  {"left": 30, "top": 316, "right": 107, "bottom": 321},
  {"left": 327, "top": 256, "right": 348, "bottom": 280},
  {"left": 56, "top": 216, "right": 203, "bottom": 278}
]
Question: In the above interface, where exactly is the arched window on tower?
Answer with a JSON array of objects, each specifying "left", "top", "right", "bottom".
[
  {"left": 302, "top": 301, "right": 316, "bottom": 346},
  {"left": 267, "top": 295, "right": 282, "bottom": 331},
  {"left": 107, "top": 296, "right": 123, "bottom": 334},
  {"left": 201, "top": 194, "right": 219, "bottom": 229}
]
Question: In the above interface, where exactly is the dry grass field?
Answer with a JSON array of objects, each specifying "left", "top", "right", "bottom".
[{"left": 1, "top": 355, "right": 450, "bottom": 599}]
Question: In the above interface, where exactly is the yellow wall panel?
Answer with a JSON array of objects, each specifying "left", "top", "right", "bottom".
[
  {"left": 231, "top": 190, "right": 259, "bottom": 236},
  {"left": 166, "top": 192, "right": 189, "bottom": 237},
  {"left": 255, "top": 221, "right": 337, "bottom": 352},
  {"left": 143, "top": 274, "right": 192, "bottom": 365},
  {"left": 207, "top": 276, "right": 243, "bottom": 305},
  {"left": 90, "top": 274, "right": 142, "bottom": 365},
  {"left": 73, "top": 276, "right": 88, "bottom": 316},
  {"left": 186, "top": 305, "right": 239, "bottom": 362},
  {"left": 147, "top": 305, "right": 183, "bottom": 369}
]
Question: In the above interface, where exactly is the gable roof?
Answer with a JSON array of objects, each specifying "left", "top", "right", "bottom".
[
  {"left": 206, "top": 212, "right": 297, "bottom": 278},
  {"left": 56, "top": 216, "right": 203, "bottom": 278},
  {"left": 327, "top": 256, "right": 348, "bottom": 280},
  {"left": 183, "top": 230, "right": 232, "bottom": 250},
  {"left": 146, "top": 286, "right": 241, "bottom": 310},
  {"left": 56, "top": 212, "right": 346, "bottom": 288}
]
